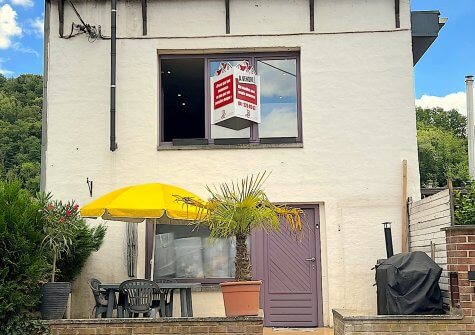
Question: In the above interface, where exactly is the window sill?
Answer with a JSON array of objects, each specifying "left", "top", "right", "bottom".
[{"left": 157, "top": 142, "right": 303, "bottom": 151}]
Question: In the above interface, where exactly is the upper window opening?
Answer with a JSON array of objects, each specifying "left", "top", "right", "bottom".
[
  {"left": 159, "top": 53, "right": 301, "bottom": 145},
  {"left": 161, "top": 58, "right": 205, "bottom": 142}
]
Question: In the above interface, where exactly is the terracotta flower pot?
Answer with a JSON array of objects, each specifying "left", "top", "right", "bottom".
[{"left": 220, "top": 280, "right": 261, "bottom": 316}]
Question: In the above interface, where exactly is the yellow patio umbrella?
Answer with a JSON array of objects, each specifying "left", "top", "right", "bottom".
[{"left": 80, "top": 183, "right": 205, "bottom": 222}]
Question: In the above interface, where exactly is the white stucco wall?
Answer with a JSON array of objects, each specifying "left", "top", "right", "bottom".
[{"left": 44, "top": 0, "right": 418, "bottom": 326}]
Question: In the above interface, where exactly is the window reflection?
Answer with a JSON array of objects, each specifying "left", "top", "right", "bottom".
[
  {"left": 257, "top": 59, "right": 298, "bottom": 138},
  {"left": 153, "top": 223, "right": 236, "bottom": 279}
]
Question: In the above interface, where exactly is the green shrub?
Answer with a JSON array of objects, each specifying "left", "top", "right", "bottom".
[
  {"left": 454, "top": 183, "right": 475, "bottom": 225},
  {"left": 56, "top": 220, "right": 106, "bottom": 282},
  {"left": 3, "top": 314, "right": 50, "bottom": 335},
  {"left": 0, "top": 180, "right": 49, "bottom": 323}
]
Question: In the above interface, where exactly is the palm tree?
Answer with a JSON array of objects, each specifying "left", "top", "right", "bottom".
[{"left": 177, "top": 172, "right": 303, "bottom": 281}]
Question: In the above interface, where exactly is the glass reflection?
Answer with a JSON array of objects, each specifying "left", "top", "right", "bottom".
[{"left": 257, "top": 59, "right": 298, "bottom": 138}]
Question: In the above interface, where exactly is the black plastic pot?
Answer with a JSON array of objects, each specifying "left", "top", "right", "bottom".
[{"left": 40, "top": 282, "right": 71, "bottom": 319}]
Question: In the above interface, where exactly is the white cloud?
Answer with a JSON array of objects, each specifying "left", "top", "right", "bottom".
[
  {"left": 259, "top": 105, "right": 298, "bottom": 138},
  {"left": 10, "top": 0, "right": 33, "bottom": 8},
  {"left": 0, "top": 4, "right": 22, "bottom": 49},
  {"left": 416, "top": 92, "right": 467, "bottom": 115},
  {"left": 0, "top": 58, "right": 13, "bottom": 76},
  {"left": 258, "top": 59, "right": 297, "bottom": 98},
  {"left": 12, "top": 41, "right": 39, "bottom": 56},
  {"left": 30, "top": 16, "right": 43, "bottom": 36}
]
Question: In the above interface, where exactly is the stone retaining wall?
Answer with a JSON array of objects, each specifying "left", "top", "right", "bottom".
[{"left": 49, "top": 316, "right": 263, "bottom": 335}]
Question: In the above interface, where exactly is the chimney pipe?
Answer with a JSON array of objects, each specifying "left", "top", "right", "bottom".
[
  {"left": 383, "top": 222, "right": 394, "bottom": 258},
  {"left": 467, "top": 75, "right": 474, "bottom": 179}
]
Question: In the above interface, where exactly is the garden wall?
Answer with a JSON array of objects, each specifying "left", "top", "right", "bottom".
[{"left": 49, "top": 316, "right": 263, "bottom": 335}]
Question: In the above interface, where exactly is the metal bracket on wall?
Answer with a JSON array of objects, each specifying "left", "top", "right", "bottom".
[
  {"left": 141, "top": 0, "right": 147, "bottom": 36},
  {"left": 86, "top": 178, "right": 93, "bottom": 197},
  {"left": 58, "top": 0, "right": 65, "bottom": 37}
]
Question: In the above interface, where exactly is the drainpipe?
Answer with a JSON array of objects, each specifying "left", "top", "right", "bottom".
[
  {"left": 110, "top": 0, "right": 118, "bottom": 151},
  {"left": 40, "top": 0, "right": 51, "bottom": 191},
  {"left": 467, "top": 75, "right": 474, "bottom": 179}
]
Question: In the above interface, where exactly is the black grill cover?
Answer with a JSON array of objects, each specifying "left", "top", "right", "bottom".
[{"left": 376, "top": 251, "right": 444, "bottom": 315}]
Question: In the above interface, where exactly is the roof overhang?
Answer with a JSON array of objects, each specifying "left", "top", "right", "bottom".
[{"left": 411, "top": 11, "right": 447, "bottom": 66}]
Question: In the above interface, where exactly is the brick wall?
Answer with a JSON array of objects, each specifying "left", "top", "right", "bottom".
[
  {"left": 445, "top": 226, "right": 475, "bottom": 325},
  {"left": 333, "top": 310, "right": 472, "bottom": 335},
  {"left": 49, "top": 316, "right": 263, "bottom": 335}
]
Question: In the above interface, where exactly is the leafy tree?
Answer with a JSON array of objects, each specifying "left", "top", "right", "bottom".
[
  {"left": 0, "top": 74, "right": 43, "bottom": 195},
  {"left": 416, "top": 107, "right": 467, "bottom": 138},
  {"left": 416, "top": 107, "right": 469, "bottom": 187}
]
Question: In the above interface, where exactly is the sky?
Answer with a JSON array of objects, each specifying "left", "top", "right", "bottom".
[
  {"left": 412, "top": 0, "right": 475, "bottom": 113},
  {"left": 0, "top": 0, "right": 473, "bottom": 112}
]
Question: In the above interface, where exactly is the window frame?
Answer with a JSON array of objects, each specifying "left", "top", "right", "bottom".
[{"left": 158, "top": 51, "right": 302, "bottom": 146}]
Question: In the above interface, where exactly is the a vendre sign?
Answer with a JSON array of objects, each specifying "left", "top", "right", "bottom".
[{"left": 211, "top": 61, "right": 260, "bottom": 131}]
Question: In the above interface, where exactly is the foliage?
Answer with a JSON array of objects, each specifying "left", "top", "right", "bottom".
[
  {"left": 416, "top": 107, "right": 469, "bottom": 187},
  {"left": 416, "top": 107, "right": 467, "bottom": 138},
  {"left": 56, "top": 220, "right": 106, "bottom": 282},
  {"left": 0, "top": 180, "right": 49, "bottom": 325},
  {"left": 0, "top": 74, "right": 43, "bottom": 195},
  {"left": 3, "top": 314, "right": 50, "bottom": 335},
  {"left": 177, "top": 172, "right": 302, "bottom": 281},
  {"left": 454, "top": 183, "right": 475, "bottom": 225},
  {"left": 38, "top": 194, "right": 81, "bottom": 282}
]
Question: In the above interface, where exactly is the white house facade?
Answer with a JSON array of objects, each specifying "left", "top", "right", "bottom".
[{"left": 41, "top": 0, "right": 443, "bottom": 327}]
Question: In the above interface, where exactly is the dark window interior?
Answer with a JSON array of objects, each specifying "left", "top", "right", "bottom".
[{"left": 161, "top": 58, "right": 205, "bottom": 142}]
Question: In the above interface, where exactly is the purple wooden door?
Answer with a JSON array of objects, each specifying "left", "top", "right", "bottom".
[{"left": 252, "top": 206, "right": 322, "bottom": 327}]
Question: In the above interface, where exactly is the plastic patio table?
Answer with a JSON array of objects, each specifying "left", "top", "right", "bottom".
[{"left": 98, "top": 282, "right": 201, "bottom": 318}]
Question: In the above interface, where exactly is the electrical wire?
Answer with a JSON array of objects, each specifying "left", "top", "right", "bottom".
[{"left": 257, "top": 60, "right": 296, "bottom": 77}]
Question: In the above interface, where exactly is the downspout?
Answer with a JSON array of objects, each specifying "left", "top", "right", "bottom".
[
  {"left": 110, "top": 0, "right": 118, "bottom": 151},
  {"left": 466, "top": 75, "right": 474, "bottom": 179},
  {"left": 40, "top": 0, "right": 51, "bottom": 192}
]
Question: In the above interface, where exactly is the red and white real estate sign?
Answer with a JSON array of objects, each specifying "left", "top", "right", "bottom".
[{"left": 211, "top": 61, "right": 260, "bottom": 131}]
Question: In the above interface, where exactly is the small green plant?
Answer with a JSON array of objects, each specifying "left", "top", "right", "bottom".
[
  {"left": 454, "top": 183, "right": 475, "bottom": 225},
  {"left": 56, "top": 220, "right": 106, "bottom": 282},
  {"left": 38, "top": 194, "right": 80, "bottom": 282},
  {"left": 177, "top": 172, "right": 303, "bottom": 281}
]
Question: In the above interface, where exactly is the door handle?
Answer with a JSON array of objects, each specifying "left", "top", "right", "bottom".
[{"left": 305, "top": 257, "right": 316, "bottom": 262}]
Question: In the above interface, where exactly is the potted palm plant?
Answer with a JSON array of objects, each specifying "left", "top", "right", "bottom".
[
  {"left": 38, "top": 196, "right": 78, "bottom": 319},
  {"left": 177, "top": 172, "right": 303, "bottom": 316}
]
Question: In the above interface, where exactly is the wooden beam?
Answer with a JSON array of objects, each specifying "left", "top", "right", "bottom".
[
  {"left": 142, "top": 0, "right": 147, "bottom": 36},
  {"left": 309, "top": 0, "right": 315, "bottom": 31},
  {"left": 225, "top": 0, "right": 230, "bottom": 34},
  {"left": 401, "top": 159, "right": 408, "bottom": 252},
  {"left": 448, "top": 178, "right": 455, "bottom": 226},
  {"left": 58, "top": 0, "right": 65, "bottom": 37},
  {"left": 395, "top": 0, "right": 400, "bottom": 28}
]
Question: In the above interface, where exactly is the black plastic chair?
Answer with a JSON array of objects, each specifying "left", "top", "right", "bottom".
[
  {"left": 119, "top": 279, "right": 159, "bottom": 318},
  {"left": 88, "top": 278, "right": 111, "bottom": 318},
  {"left": 152, "top": 278, "right": 177, "bottom": 317}
]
